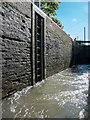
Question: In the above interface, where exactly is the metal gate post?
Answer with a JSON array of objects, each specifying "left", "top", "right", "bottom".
[{"left": 31, "top": 3, "right": 35, "bottom": 85}]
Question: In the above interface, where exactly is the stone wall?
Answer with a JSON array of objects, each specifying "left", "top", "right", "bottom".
[
  {"left": 46, "top": 16, "right": 73, "bottom": 77},
  {"left": 69, "top": 41, "right": 80, "bottom": 66},
  {"left": 1, "top": 2, "right": 73, "bottom": 98},
  {"left": 1, "top": 2, "right": 32, "bottom": 98}
]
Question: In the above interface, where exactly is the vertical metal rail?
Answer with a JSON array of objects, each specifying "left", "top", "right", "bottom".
[
  {"left": 31, "top": 3, "right": 34, "bottom": 86},
  {"left": 35, "top": 13, "right": 38, "bottom": 83},
  {"left": 41, "top": 18, "right": 45, "bottom": 79}
]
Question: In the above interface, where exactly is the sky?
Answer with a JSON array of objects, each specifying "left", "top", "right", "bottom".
[{"left": 54, "top": 2, "right": 88, "bottom": 40}]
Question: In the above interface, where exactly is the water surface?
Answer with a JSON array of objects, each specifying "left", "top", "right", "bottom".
[{"left": 2, "top": 65, "right": 89, "bottom": 118}]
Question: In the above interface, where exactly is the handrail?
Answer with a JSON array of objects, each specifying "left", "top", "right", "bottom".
[{"left": 76, "top": 41, "right": 90, "bottom": 43}]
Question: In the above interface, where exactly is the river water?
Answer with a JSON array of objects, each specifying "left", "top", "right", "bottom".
[{"left": 2, "top": 65, "right": 90, "bottom": 118}]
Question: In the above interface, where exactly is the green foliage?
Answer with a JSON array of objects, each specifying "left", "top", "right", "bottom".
[
  {"left": 80, "top": 43, "right": 86, "bottom": 46},
  {"left": 50, "top": 17, "right": 63, "bottom": 29},
  {"left": 35, "top": 0, "right": 63, "bottom": 29},
  {"left": 68, "top": 34, "right": 70, "bottom": 36},
  {"left": 35, "top": 0, "right": 59, "bottom": 17}
]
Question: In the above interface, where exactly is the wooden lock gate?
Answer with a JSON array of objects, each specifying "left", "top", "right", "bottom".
[{"left": 35, "top": 12, "right": 45, "bottom": 83}]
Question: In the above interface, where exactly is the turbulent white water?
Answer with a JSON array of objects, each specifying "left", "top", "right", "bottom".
[{"left": 2, "top": 65, "right": 89, "bottom": 118}]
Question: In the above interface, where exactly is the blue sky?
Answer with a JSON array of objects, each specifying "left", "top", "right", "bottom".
[{"left": 54, "top": 2, "right": 88, "bottom": 40}]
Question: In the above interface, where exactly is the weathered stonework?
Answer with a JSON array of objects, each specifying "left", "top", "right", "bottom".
[
  {"left": 1, "top": 3, "right": 32, "bottom": 98},
  {"left": 46, "top": 17, "right": 72, "bottom": 77}
]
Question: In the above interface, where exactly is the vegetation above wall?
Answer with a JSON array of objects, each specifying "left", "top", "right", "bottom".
[
  {"left": 50, "top": 17, "right": 63, "bottom": 29},
  {"left": 35, "top": 0, "right": 63, "bottom": 29},
  {"left": 35, "top": 0, "right": 59, "bottom": 16}
]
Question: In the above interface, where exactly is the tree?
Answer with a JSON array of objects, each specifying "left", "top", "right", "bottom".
[
  {"left": 35, "top": 0, "right": 63, "bottom": 29},
  {"left": 35, "top": 0, "right": 59, "bottom": 17}
]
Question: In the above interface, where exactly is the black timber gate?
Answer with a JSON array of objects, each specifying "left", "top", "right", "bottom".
[{"left": 35, "top": 12, "right": 45, "bottom": 83}]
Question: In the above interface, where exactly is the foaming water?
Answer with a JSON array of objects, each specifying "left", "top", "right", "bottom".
[{"left": 2, "top": 65, "right": 89, "bottom": 118}]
